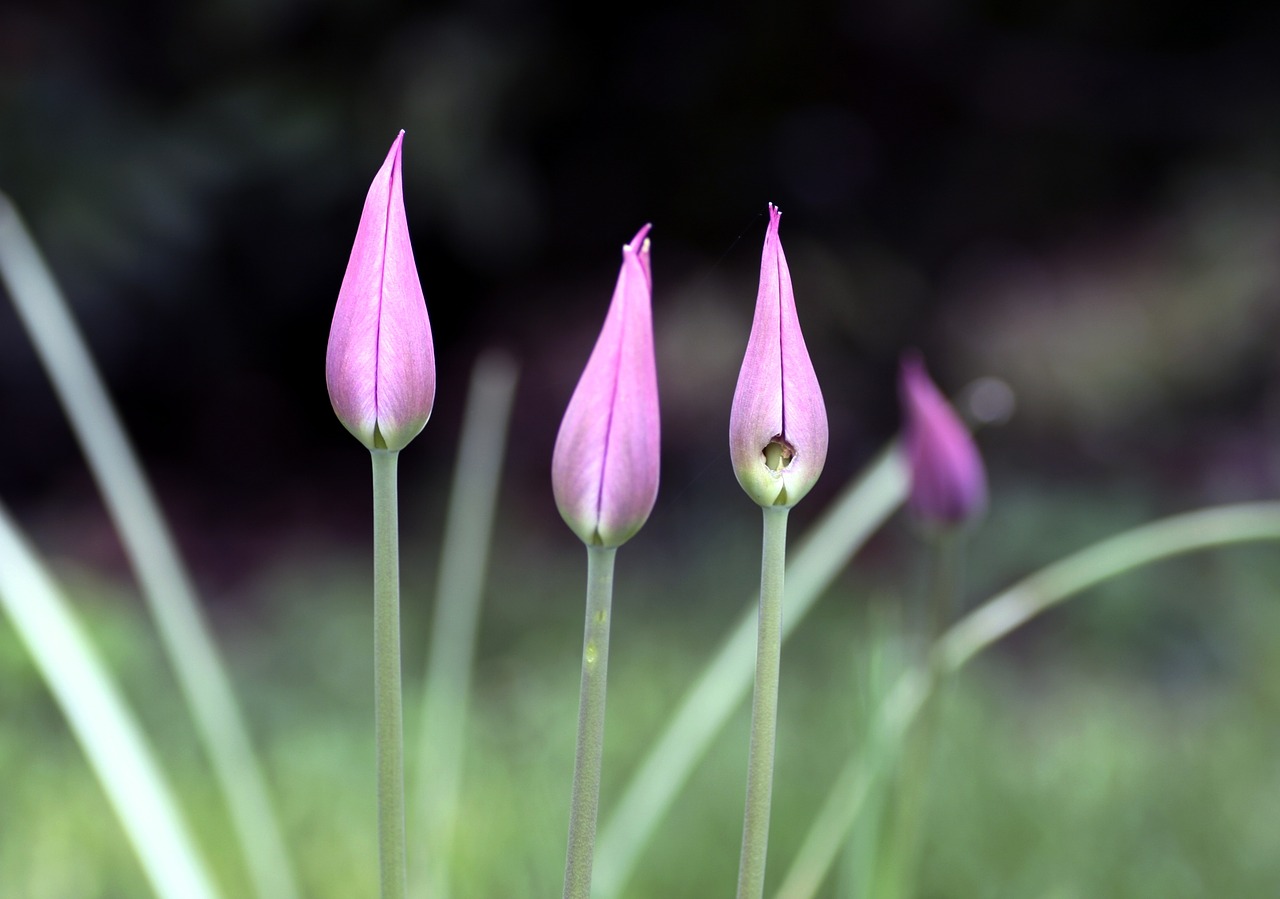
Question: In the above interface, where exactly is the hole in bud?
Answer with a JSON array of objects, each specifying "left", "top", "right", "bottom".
[{"left": 762, "top": 436, "right": 795, "bottom": 472}]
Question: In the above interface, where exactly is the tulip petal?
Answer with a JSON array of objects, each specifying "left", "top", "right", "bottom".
[
  {"left": 553, "top": 226, "right": 660, "bottom": 547},
  {"left": 327, "top": 131, "right": 436, "bottom": 451},
  {"left": 730, "top": 204, "right": 828, "bottom": 507},
  {"left": 900, "top": 353, "right": 987, "bottom": 526}
]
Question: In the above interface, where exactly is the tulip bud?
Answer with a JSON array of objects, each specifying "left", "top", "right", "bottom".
[
  {"left": 552, "top": 225, "right": 660, "bottom": 547},
  {"left": 900, "top": 353, "right": 987, "bottom": 527},
  {"left": 326, "top": 131, "right": 436, "bottom": 451},
  {"left": 730, "top": 204, "right": 828, "bottom": 508}
]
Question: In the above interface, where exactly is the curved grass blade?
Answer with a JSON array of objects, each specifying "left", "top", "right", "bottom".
[
  {"left": 0, "top": 503, "right": 222, "bottom": 899},
  {"left": 0, "top": 193, "right": 298, "bottom": 899}
]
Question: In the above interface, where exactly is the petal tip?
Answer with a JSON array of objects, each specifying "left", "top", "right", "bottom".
[{"left": 627, "top": 223, "right": 653, "bottom": 252}]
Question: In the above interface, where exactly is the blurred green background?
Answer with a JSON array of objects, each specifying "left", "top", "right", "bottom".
[{"left": 2, "top": 0, "right": 1280, "bottom": 896}]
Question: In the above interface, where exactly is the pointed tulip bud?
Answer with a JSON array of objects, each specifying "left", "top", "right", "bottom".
[
  {"left": 729, "top": 204, "right": 828, "bottom": 508},
  {"left": 552, "top": 226, "right": 660, "bottom": 548},
  {"left": 326, "top": 131, "right": 436, "bottom": 451},
  {"left": 900, "top": 353, "right": 987, "bottom": 527}
]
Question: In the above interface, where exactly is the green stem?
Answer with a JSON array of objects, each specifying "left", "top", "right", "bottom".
[
  {"left": 775, "top": 501, "right": 1280, "bottom": 899},
  {"left": 737, "top": 506, "right": 790, "bottom": 899},
  {"left": 844, "top": 608, "right": 899, "bottom": 899},
  {"left": 928, "top": 533, "right": 963, "bottom": 639},
  {"left": 592, "top": 445, "right": 907, "bottom": 899},
  {"left": 563, "top": 544, "right": 619, "bottom": 899},
  {"left": 372, "top": 449, "right": 407, "bottom": 899},
  {"left": 877, "top": 533, "right": 963, "bottom": 899},
  {"left": 414, "top": 351, "right": 518, "bottom": 899}
]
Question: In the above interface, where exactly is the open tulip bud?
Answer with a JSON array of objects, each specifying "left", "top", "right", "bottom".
[
  {"left": 327, "top": 131, "right": 436, "bottom": 451},
  {"left": 552, "top": 225, "right": 660, "bottom": 547},
  {"left": 730, "top": 204, "right": 828, "bottom": 508},
  {"left": 900, "top": 353, "right": 987, "bottom": 527}
]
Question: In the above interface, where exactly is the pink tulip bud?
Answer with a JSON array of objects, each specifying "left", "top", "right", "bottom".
[
  {"left": 552, "top": 226, "right": 660, "bottom": 547},
  {"left": 730, "top": 204, "right": 828, "bottom": 508},
  {"left": 900, "top": 353, "right": 987, "bottom": 527},
  {"left": 326, "top": 131, "right": 436, "bottom": 451}
]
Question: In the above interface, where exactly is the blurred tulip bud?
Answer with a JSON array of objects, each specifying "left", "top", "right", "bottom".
[
  {"left": 326, "top": 131, "right": 436, "bottom": 451},
  {"left": 900, "top": 353, "right": 987, "bottom": 527},
  {"left": 552, "top": 225, "right": 660, "bottom": 547},
  {"left": 730, "top": 204, "right": 828, "bottom": 508}
]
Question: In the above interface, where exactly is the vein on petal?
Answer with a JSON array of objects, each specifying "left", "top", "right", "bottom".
[
  {"left": 374, "top": 145, "right": 397, "bottom": 425},
  {"left": 594, "top": 269, "right": 628, "bottom": 540},
  {"left": 774, "top": 209, "right": 787, "bottom": 441}
]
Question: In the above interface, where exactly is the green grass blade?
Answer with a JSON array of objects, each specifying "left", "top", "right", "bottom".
[
  {"left": 0, "top": 192, "right": 298, "bottom": 899},
  {"left": 413, "top": 350, "right": 518, "bottom": 899},
  {"left": 0, "top": 503, "right": 222, "bottom": 899},
  {"left": 775, "top": 501, "right": 1280, "bottom": 899}
]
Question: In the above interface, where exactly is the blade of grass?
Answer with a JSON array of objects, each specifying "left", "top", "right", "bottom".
[
  {"left": 775, "top": 501, "right": 1280, "bottom": 899},
  {"left": 0, "top": 193, "right": 298, "bottom": 899},
  {"left": 0, "top": 503, "right": 222, "bottom": 899},
  {"left": 592, "top": 445, "right": 909, "bottom": 899},
  {"left": 412, "top": 350, "right": 519, "bottom": 899}
]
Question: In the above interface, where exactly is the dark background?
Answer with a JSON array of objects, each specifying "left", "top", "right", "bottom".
[
  {"left": 3, "top": 0, "right": 1280, "bottom": 588},
  {"left": 6, "top": 5, "right": 1280, "bottom": 897}
]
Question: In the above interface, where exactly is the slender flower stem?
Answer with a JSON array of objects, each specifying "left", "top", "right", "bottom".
[
  {"left": 372, "top": 449, "right": 408, "bottom": 899},
  {"left": 593, "top": 446, "right": 907, "bottom": 899},
  {"left": 563, "top": 544, "right": 619, "bottom": 899},
  {"left": 737, "top": 506, "right": 790, "bottom": 899},
  {"left": 877, "top": 533, "right": 964, "bottom": 899},
  {"left": 927, "top": 533, "right": 964, "bottom": 637},
  {"left": 415, "top": 351, "right": 518, "bottom": 899}
]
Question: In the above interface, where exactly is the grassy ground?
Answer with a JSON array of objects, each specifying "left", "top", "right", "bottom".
[{"left": 2, "top": 489, "right": 1278, "bottom": 898}]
